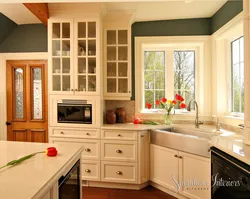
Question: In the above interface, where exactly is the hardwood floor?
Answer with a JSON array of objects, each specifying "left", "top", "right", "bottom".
[{"left": 82, "top": 186, "right": 177, "bottom": 199}]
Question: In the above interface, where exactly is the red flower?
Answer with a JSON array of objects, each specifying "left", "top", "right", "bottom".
[
  {"left": 161, "top": 98, "right": 167, "bottom": 103},
  {"left": 172, "top": 100, "right": 177, "bottom": 105},
  {"left": 176, "top": 94, "right": 184, "bottom": 102},
  {"left": 146, "top": 103, "right": 152, "bottom": 109},
  {"left": 180, "top": 103, "right": 186, "bottom": 109},
  {"left": 156, "top": 100, "right": 160, "bottom": 105},
  {"left": 46, "top": 147, "right": 58, "bottom": 157}
]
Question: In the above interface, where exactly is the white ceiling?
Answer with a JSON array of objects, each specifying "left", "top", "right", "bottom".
[
  {"left": 0, "top": 4, "right": 41, "bottom": 24},
  {"left": 0, "top": 0, "right": 227, "bottom": 25}
]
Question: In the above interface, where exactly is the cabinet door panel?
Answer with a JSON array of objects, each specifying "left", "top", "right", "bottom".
[
  {"left": 179, "top": 151, "right": 210, "bottom": 199},
  {"left": 150, "top": 144, "right": 179, "bottom": 192}
]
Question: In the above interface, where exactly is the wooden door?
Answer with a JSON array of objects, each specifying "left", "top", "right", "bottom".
[
  {"left": 150, "top": 144, "right": 179, "bottom": 192},
  {"left": 6, "top": 60, "right": 48, "bottom": 143}
]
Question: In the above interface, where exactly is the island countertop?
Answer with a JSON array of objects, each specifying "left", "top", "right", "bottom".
[{"left": 0, "top": 141, "right": 83, "bottom": 199}]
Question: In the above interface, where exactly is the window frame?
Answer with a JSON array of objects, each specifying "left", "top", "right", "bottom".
[
  {"left": 140, "top": 45, "right": 199, "bottom": 114},
  {"left": 230, "top": 36, "right": 244, "bottom": 117}
]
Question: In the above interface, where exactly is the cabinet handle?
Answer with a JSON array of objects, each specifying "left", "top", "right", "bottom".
[
  {"left": 60, "top": 132, "right": 64, "bottom": 135},
  {"left": 117, "top": 134, "right": 122, "bottom": 137},
  {"left": 86, "top": 133, "right": 90, "bottom": 136},
  {"left": 85, "top": 148, "right": 91, "bottom": 152},
  {"left": 85, "top": 169, "right": 91, "bottom": 173},
  {"left": 174, "top": 154, "right": 178, "bottom": 158},
  {"left": 116, "top": 171, "right": 123, "bottom": 175},
  {"left": 116, "top": 149, "right": 122, "bottom": 153}
]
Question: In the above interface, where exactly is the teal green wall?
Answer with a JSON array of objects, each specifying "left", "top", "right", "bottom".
[
  {"left": 0, "top": 24, "right": 47, "bottom": 52},
  {"left": 211, "top": 0, "right": 243, "bottom": 34},
  {"left": 0, "top": 13, "right": 17, "bottom": 45}
]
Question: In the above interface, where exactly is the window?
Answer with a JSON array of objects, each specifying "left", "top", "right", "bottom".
[
  {"left": 143, "top": 49, "right": 195, "bottom": 110},
  {"left": 231, "top": 36, "right": 244, "bottom": 113}
]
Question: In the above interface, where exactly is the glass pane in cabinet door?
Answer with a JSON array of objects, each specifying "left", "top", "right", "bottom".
[
  {"left": 52, "top": 23, "right": 60, "bottom": 38},
  {"left": 62, "top": 23, "right": 70, "bottom": 38},
  {"left": 53, "top": 75, "right": 61, "bottom": 91},
  {"left": 118, "top": 79, "right": 128, "bottom": 93},
  {"left": 88, "top": 40, "right": 96, "bottom": 56},
  {"left": 88, "top": 58, "right": 96, "bottom": 74},
  {"left": 118, "top": 63, "right": 128, "bottom": 77},
  {"left": 107, "top": 30, "right": 116, "bottom": 45},
  {"left": 107, "top": 78, "right": 116, "bottom": 93},
  {"left": 118, "top": 30, "right": 128, "bottom": 45},
  {"left": 53, "top": 58, "right": 60, "bottom": 73},
  {"left": 32, "top": 68, "right": 43, "bottom": 120},
  {"left": 107, "top": 62, "right": 116, "bottom": 77},
  {"left": 62, "top": 40, "right": 70, "bottom": 56},
  {"left": 78, "top": 75, "right": 86, "bottom": 91},
  {"left": 78, "top": 58, "right": 86, "bottom": 74},
  {"left": 14, "top": 68, "right": 24, "bottom": 119},
  {"left": 78, "top": 40, "right": 86, "bottom": 56},
  {"left": 88, "top": 76, "right": 96, "bottom": 92},
  {"left": 78, "top": 22, "right": 86, "bottom": 38},
  {"left": 62, "top": 75, "right": 70, "bottom": 91},
  {"left": 88, "top": 22, "right": 96, "bottom": 38},
  {"left": 52, "top": 40, "right": 60, "bottom": 56},
  {"left": 118, "top": 46, "right": 128, "bottom": 61},
  {"left": 107, "top": 47, "right": 116, "bottom": 61},
  {"left": 62, "top": 58, "right": 70, "bottom": 73}
]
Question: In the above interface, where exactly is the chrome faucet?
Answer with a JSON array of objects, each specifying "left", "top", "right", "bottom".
[{"left": 187, "top": 100, "right": 204, "bottom": 128}]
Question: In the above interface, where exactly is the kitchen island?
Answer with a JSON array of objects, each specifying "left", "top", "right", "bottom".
[{"left": 0, "top": 141, "right": 83, "bottom": 199}]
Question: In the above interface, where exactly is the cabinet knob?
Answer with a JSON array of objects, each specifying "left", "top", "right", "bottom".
[
  {"left": 86, "top": 133, "right": 90, "bottom": 136},
  {"left": 85, "top": 169, "right": 91, "bottom": 173},
  {"left": 75, "top": 89, "right": 78, "bottom": 91},
  {"left": 116, "top": 149, "right": 122, "bottom": 153},
  {"left": 71, "top": 89, "right": 74, "bottom": 91},
  {"left": 116, "top": 171, "right": 123, "bottom": 175},
  {"left": 60, "top": 132, "right": 64, "bottom": 135},
  {"left": 178, "top": 156, "right": 182, "bottom": 159},
  {"left": 85, "top": 148, "right": 91, "bottom": 152},
  {"left": 117, "top": 134, "right": 122, "bottom": 137},
  {"left": 174, "top": 154, "right": 178, "bottom": 158}
]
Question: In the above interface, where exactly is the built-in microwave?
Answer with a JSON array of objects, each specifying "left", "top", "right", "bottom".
[{"left": 57, "top": 102, "right": 92, "bottom": 124}]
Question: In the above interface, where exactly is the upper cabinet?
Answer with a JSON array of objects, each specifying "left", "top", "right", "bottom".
[
  {"left": 49, "top": 18, "right": 100, "bottom": 95},
  {"left": 103, "top": 13, "right": 133, "bottom": 100}
]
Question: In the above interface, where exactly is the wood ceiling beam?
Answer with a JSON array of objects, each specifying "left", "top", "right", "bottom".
[{"left": 23, "top": 3, "right": 49, "bottom": 26}]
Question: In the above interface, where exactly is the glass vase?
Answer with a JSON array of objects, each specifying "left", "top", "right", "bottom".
[{"left": 164, "top": 114, "right": 173, "bottom": 125}]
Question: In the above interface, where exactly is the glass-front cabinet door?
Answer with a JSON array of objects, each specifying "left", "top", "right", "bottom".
[
  {"left": 105, "top": 29, "right": 130, "bottom": 99},
  {"left": 75, "top": 21, "right": 97, "bottom": 94},
  {"left": 51, "top": 21, "right": 73, "bottom": 93}
]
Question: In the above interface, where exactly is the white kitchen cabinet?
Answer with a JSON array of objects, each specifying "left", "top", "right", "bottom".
[
  {"left": 103, "top": 18, "right": 132, "bottom": 100},
  {"left": 179, "top": 151, "right": 210, "bottom": 199},
  {"left": 48, "top": 19, "right": 100, "bottom": 95},
  {"left": 150, "top": 144, "right": 179, "bottom": 192},
  {"left": 150, "top": 144, "right": 210, "bottom": 199}
]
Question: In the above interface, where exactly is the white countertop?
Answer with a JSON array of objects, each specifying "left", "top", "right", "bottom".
[
  {"left": 102, "top": 123, "right": 250, "bottom": 165},
  {"left": 0, "top": 141, "right": 83, "bottom": 199}
]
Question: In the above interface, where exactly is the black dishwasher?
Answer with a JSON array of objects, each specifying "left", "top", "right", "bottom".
[
  {"left": 211, "top": 147, "right": 250, "bottom": 199},
  {"left": 58, "top": 160, "right": 81, "bottom": 199}
]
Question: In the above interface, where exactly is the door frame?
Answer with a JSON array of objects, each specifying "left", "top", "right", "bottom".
[{"left": 0, "top": 53, "right": 48, "bottom": 140}]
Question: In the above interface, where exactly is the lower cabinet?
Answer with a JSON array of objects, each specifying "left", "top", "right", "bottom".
[{"left": 150, "top": 144, "right": 210, "bottom": 199}]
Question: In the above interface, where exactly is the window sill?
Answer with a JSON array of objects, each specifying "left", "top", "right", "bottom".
[{"left": 224, "top": 115, "right": 244, "bottom": 121}]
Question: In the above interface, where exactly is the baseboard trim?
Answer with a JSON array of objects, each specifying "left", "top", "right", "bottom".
[
  {"left": 150, "top": 181, "right": 189, "bottom": 199},
  {"left": 84, "top": 181, "right": 149, "bottom": 190}
]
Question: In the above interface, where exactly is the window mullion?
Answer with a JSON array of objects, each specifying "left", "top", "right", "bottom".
[{"left": 167, "top": 49, "right": 174, "bottom": 99}]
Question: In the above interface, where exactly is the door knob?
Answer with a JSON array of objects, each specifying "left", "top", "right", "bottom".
[{"left": 5, "top": 122, "right": 11, "bottom": 126}]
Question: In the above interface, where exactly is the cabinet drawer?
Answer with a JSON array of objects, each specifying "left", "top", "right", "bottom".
[
  {"left": 101, "top": 161, "right": 138, "bottom": 184},
  {"left": 50, "top": 138, "right": 100, "bottom": 160},
  {"left": 101, "top": 140, "right": 137, "bottom": 162},
  {"left": 51, "top": 128, "right": 100, "bottom": 139},
  {"left": 82, "top": 161, "right": 100, "bottom": 181},
  {"left": 101, "top": 130, "right": 137, "bottom": 140}
]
